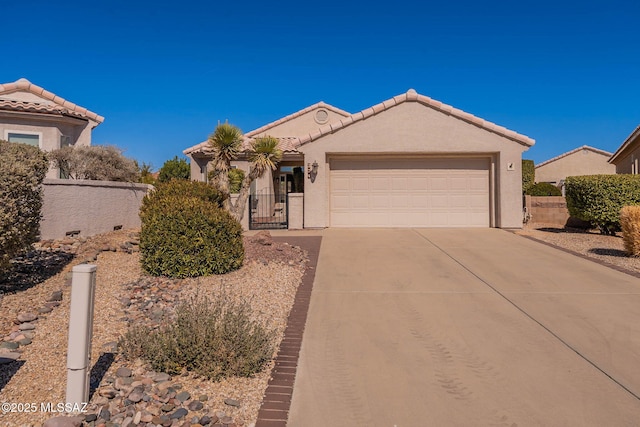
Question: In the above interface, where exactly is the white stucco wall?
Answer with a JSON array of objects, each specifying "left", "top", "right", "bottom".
[
  {"left": 41, "top": 179, "right": 152, "bottom": 240},
  {"left": 299, "top": 102, "right": 530, "bottom": 229}
]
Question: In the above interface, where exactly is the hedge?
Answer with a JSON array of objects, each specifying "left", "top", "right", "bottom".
[
  {"left": 525, "top": 182, "right": 562, "bottom": 196},
  {"left": 565, "top": 174, "right": 640, "bottom": 234},
  {"left": 0, "top": 140, "right": 49, "bottom": 270},
  {"left": 522, "top": 159, "right": 535, "bottom": 193}
]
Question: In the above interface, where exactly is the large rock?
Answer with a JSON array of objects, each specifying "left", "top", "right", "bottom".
[
  {"left": 43, "top": 416, "right": 83, "bottom": 427},
  {"left": 250, "top": 230, "right": 273, "bottom": 246}
]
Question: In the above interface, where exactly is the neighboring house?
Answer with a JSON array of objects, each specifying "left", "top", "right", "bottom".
[
  {"left": 184, "top": 89, "right": 534, "bottom": 229},
  {"left": 535, "top": 145, "right": 615, "bottom": 186},
  {"left": 0, "top": 78, "right": 104, "bottom": 178},
  {"left": 609, "top": 125, "right": 640, "bottom": 174}
]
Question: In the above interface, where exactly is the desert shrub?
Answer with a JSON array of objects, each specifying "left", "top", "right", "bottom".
[
  {"left": 158, "top": 156, "right": 190, "bottom": 182},
  {"left": 149, "top": 179, "right": 224, "bottom": 207},
  {"left": 620, "top": 206, "right": 640, "bottom": 256},
  {"left": 0, "top": 140, "right": 49, "bottom": 270},
  {"left": 522, "top": 159, "right": 535, "bottom": 193},
  {"left": 49, "top": 145, "right": 139, "bottom": 181},
  {"left": 525, "top": 182, "right": 562, "bottom": 196},
  {"left": 565, "top": 174, "right": 640, "bottom": 235},
  {"left": 208, "top": 168, "right": 246, "bottom": 194},
  {"left": 119, "top": 295, "right": 275, "bottom": 380},
  {"left": 140, "top": 192, "right": 243, "bottom": 277}
]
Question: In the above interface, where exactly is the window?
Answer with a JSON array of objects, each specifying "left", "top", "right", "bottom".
[
  {"left": 60, "top": 134, "right": 71, "bottom": 148},
  {"left": 7, "top": 132, "right": 40, "bottom": 147}
]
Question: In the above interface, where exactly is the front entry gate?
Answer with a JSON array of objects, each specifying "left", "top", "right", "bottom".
[{"left": 249, "top": 193, "right": 288, "bottom": 230}]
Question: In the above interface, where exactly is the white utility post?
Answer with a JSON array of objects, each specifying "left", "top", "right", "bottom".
[{"left": 66, "top": 264, "right": 97, "bottom": 407}]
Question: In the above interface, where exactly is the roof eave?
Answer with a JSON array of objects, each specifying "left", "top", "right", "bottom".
[{"left": 609, "top": 125, "right": 640, "bottom": 164}]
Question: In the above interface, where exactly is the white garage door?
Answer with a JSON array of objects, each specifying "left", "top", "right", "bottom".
[{"left": 330, "top": 157, "right": 490, "bottom": 227}]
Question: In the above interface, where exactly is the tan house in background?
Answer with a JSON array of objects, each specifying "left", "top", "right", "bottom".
[
  {"left": 0, "top": 78, "right": 104, "bottom": 178},
  {"left": 535, "top": 145, "right": 615, "bottom": 186},
  {"left": 609, "top": 125, "right": 640, "bottom": 173},
  {"left": 184, "top": 89, "right": 534, "bottom": 229}
]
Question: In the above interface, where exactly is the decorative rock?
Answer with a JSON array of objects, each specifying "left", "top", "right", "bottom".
[
  {"left": 98, "top": 388, "right": 117, "bottom": 399},
  {"left": 221, "top": 416, "right": 234, "bottom": 424},
  {"left": 175, "top": 390, "right": 191, "bottom": 402},
  {"left": 43, "top": 416, "right": 83, "bottom": 427},
  {"left": 49, "top": 290, "right": 63, "bottom": 302},
  {"left": 84, "top": 413, "right": 98, "bottom": 422},
  {"left": 170, "top": 408, "right": 189, "bottom": 420},
  {"left": 0, "top": 352, "right": 20, "bottom": 364},
  {"left": 224, "top": 398, "right": 240, "bottom": 407},
  {"left": 38, "top": 306, "right": 53, "bottom": 314},
  {"left": 18, "top": 338, "right": 32, "bottom": 346},
  {"left": 188, "top": 400, "right": 204, "bottom": 411},
  {"left": 127, "top": 391, "right": 144, "bottom": 403},
  {"left": 161, "top": 403, "right": 175, "bottom": 412},
  {"left": 98, "top": 408, "right": 111, "bottom": 421},
  {"left": 198, "top": 394, "right": 208, "bottom": 401},
  {"left": 18, "top": 322, "right": 36, "bottom": 331},
  {"left": 17, "top": 312, "right": 38, "bottom": 322},
  {"left": 0, "top": 341, "right": 19, "bottom": 350},
  {"left": 153, "top": 372, "right": 171, "bottom": 382},
  {"left": 251, "top": 230, "right": 273, "bottom": 246},
  {"left": 116, "top": 367, "right": 132, "bottom": 378},
  {"left": 121, "top": 416, "right": 133, "bottom": 427},
  {"left": 200, "top": 415, "right": 215, "bottom": 425},
  {"left": 140, "top": 412, "right": 154, "bottom": 422}
]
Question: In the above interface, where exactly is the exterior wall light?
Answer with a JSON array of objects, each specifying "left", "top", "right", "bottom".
[{"left": 307, "top": 161, "right": 319, "bottom": 180}]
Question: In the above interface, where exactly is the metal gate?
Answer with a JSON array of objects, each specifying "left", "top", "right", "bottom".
[{"left": 249, "top": 192, "right": 288, "bottom": 230}]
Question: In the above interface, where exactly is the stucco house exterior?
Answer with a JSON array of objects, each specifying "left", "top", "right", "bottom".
[
  {"left": 0, "top": 78, "right": 104, "bottom": 178},
  {"left": 535, "top": 145, "right": 615, "bottom": 186},
  {"left": 609, "top": 125, "right": 640, "bottom": 173},
  {"left": 184, "top": 89, "right": 534, "bottom": 229}
]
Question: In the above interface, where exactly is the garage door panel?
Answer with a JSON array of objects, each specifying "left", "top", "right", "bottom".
[{"left": 330, "top": 158, "right": 490, "bottom": 227}]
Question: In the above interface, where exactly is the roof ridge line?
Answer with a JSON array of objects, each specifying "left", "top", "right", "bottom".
[
  {"left": 0, "top": 78, "right": 104, "bottom": 123},
  {"left": 537, "top": 145, "right": 613, "bottom": 168}
]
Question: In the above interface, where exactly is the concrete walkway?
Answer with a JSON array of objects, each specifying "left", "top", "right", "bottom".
[{"left": 287, "top": 228, "right": 640, "bottom": 426}]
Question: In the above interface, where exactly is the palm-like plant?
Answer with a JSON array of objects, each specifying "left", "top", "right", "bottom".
[
  {"left": 233, "top": 136, "right": 283, "bottom": 220},
  {"left": 207, "top": 122, "right": 282, "bottom": 222},
  {"left": 208, "top": 122, "right": 243, "bottom": 209}
]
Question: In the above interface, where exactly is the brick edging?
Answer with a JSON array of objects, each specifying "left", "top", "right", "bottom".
[
  {"left": 514, "top": 231, "right": 640, "bottom": 280},
  {"left": 255, "top": 236, "right": 322, "bottom": 427}
]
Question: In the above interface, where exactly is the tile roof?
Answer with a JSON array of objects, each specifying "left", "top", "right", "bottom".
[
  {"left": 183, "top": 136, "right": 301, "bottom": 156},
  {"left": 536, "top": 145, "right": 613, "bottom": 168},
  {"left": 0, "top": 78, "right": 104, "bottom": 123},
  {"left": 244, "top": 102, "right": 350, "bottom": 137},
  {"left": 297, "top": 89, "right": 535, "bottom": 147},
  {"left": 609, "top": 125, "right": 640, "bottom": 164}
]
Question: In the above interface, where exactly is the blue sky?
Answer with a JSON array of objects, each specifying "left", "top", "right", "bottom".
[{"left": 3, "top": 0, "right": 639, "bottom": 170}]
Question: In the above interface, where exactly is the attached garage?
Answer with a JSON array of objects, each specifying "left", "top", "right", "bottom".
[{"left": 329, "top": 157, "right": 490, "bottom": 227}]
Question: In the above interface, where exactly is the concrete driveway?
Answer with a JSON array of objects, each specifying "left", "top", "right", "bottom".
[{"left": 287, "top": 228, "right": 640, "bottom": 426}]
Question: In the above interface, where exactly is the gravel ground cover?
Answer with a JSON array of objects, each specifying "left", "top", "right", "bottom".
[
  {"left": 0, "top": 230, "right": 307, "bottom": 427},
  {"left": 516, "top": 223, "right": 640, "bottom": 275}
]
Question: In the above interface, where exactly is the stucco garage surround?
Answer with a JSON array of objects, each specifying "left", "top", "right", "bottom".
[{"left": 299, "top": 92, "right": 533, "bottom": 229}]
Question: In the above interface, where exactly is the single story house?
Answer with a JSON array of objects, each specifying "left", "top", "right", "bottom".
[
  {"left": 0, "top": 78, "right": 104, "bottom": 178},
  {"left": 184, "top": 89, "right": 534, "bottom": 229},
  {"left": 535, "top": 145, "right": 615, "bottom": 186},
  {"left": 609, "top": 125, "right": 640, "bottom": 173}
]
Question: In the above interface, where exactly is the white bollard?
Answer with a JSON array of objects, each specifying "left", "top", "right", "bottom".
[{"left": 66, "top": 264, "right": 97, "bottom": 408}]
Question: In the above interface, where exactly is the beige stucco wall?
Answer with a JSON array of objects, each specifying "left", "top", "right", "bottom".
[
  {"left": 299, "top": 102, "right": 530, "bottom": 229},
  {"left": 288, "top": 193, "right": 304, "bottom": 229},
  {"left": 250, "top": 107, "right": 348, "bottom": 138},
  {"left": 613, "top": 147, "right": 640, "bottom": 174},
  {"left": 536, "top": 150, "right": 615, "bottom": 183},
  {"left": 41, "top": 179, "right": 152, "bottom": 240}
]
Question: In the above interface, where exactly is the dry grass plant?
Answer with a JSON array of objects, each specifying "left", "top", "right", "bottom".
[{"left": 620, "top": 206, "right": 640, "bottom": 256}]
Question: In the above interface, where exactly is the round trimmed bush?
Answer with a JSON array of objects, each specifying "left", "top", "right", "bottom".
[
  {"left": 140, "top": 194, "right": 243, "bottom": 277},
  {"left": 525, "top": 182, "right": 562, "bottom": 196}
]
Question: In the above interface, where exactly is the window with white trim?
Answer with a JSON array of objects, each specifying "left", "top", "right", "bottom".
[{"left": 6, "top": 132, "right": 41, "bottom": 147}]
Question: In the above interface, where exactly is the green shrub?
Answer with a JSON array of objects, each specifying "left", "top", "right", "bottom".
[
  {"left": 621, "top": 206, "right": 640, "bottom": 256},
  {"left": 158, "top": 156, "right": 190, "bottom": 182},
  {"left": 119, "top": 295, "right": 275, "bottom": 380},
  {"left": 228, "top": 168, "right": 245, "bottom": 193},
  {"left": 140, "top": 194, "right": 244, "bottom": 277},
  {"left": 525, "top": 182, "right": 562, "bottom": 196},
  {"left": 0, "top": 140, "right": 48, "bottom": 270},
  {"left": 150, "top": 179, "right": 224, "bottom": 207},
  {"left": 522, "top": 159, "right": 535, "bottom": 193},
  {"left": 565, "top": 174, "right": 640, "bottom": 235}
]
